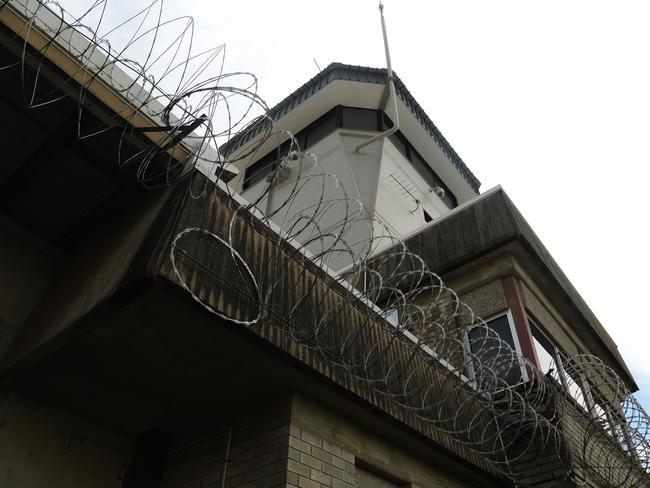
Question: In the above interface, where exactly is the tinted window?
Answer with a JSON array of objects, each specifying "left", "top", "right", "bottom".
[
  {"left": 242, "top": 106, "right": 458, "bottom": 209},
  {"left": 382, "top": 113, "right": 395, "bottom": 130},
  {"left": 341, "top": 107, "right": 380, "bottom": 131},
  {"left": 387, "top": 133, "right": 457, "bottom": 209},
  {"left": 304, "top": 110, "right": 336, "bottom": 148},
  {"left": 468, "top": 315, "right": 522, "bottom": 386},
  {"left": 531, "top": 323, "right": 557, "bottom": 375},
  {"left": 242, "top": 154, "right": 275, "bottom": 190},
  {"left": 242, "top": 142, "right": 291, "bottom": 190},
  {"left": 388, "top": 133, "right": 410, "bottom": 160}
]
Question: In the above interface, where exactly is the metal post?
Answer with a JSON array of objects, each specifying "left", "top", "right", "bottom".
[{"left": 354, "top": 1, "right": 400, "bottom": 153}]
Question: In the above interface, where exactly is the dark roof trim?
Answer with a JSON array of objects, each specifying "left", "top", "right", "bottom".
[{"left": 221, "top": 63, "right": 481, "bottom": 193}]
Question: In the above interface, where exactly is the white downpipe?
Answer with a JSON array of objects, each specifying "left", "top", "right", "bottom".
[{"left": 354, "top": 1, "right": 399, "bottom": 153}]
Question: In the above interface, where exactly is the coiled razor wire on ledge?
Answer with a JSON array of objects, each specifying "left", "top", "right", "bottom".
[{"left": 2, "top": 0, "right": 649, "bottom": 485}]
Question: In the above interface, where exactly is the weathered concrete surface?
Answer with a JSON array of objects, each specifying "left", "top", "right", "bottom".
[
  {"left": 1, "top": 174, "right": 503, "bottom": 484},
  {"left": 374, "top": 186, "right": 636, "bottom": 391},
  {"left": 0, "top": 216, "right": 63, "bottom": 361},
  {"left": 1, "top": 187, "right": 172, "bottom": 376},
  {"left": 0, "top": 392, "right": 132, "bottom": 488}
]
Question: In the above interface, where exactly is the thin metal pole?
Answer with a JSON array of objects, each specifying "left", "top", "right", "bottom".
[
  {"left": 354, "top": 1, "right": 400, "bottom": 153},
  {"left": 220, "top": 427, "right": 233, "bottom": 488}
]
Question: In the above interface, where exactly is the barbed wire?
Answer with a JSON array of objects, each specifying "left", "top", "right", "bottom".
[{"left": 1, "top": 0, "right": 649, "bottom": 485}]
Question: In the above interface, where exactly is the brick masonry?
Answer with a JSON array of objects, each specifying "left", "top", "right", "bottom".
[
  {"left": 287, "top": 426, "right": 355, "bottom": 488},
  {"left": 154, "top": 393, "right": 500, "bottom": 488},
  {"left": 158, "top": 424, "right": 356, "bottom": 488},
  {"left": 160, "top": 423, "right": 291, "bottom": 488}
]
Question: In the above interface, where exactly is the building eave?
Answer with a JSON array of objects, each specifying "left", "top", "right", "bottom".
[
  {"left": 377, "top": 186, "right": 638, "bottom": 392},
  {"left": 221, "top": 63, "right": 481, "bottom": 194},
  {"left": 0, "top": 0, "right": 236, "bottom": 178}
]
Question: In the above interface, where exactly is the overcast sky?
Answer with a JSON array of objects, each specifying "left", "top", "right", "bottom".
[{"left": 62, "top": 0, "right": 650, "bottom": 407}]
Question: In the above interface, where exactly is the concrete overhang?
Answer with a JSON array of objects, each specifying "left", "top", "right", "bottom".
[
  {"left": 0, "top": 0, "right": 237, "bottom": 183},
  {"left": 0, "top": 0, "right": 238, "bottom": 245},
  {"left": 0, "top": 173, "right": 502, "bottom": 485},
  {"left": 382, "top": 186, "right": 638, "bottom": 391}
]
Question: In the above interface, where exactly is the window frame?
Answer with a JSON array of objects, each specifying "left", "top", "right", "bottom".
[
  {"left": 528, "top": 317, "right": 595, "bottom": 411},
  {"left": 530, "top": 317, "right": 560, "bottom": 376},
  {"left": 528, "top": 315, "right": 628, "bottom": 446},
  {"left": 463, "top": 309, "right": 530, "bottom": 387}
]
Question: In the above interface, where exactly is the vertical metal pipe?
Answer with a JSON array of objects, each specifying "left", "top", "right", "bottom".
[
  {"left": 379, "top": 2, "right": 393, "bottom": 79},
  {"left": 220, "top": 427, "right": 233, "bottom": 488},
  {"left": 354, "top": 1, "right": 400, "bottom": 153}
]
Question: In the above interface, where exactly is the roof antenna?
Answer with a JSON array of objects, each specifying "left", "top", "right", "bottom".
[
  {"left": 313, "top": 58, "right": 322, "bottom": 72},
  {"left": 354, "top": 0, "right": 400, "bottom": 153}
]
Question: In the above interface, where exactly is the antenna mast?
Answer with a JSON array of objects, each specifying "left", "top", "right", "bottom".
[{"left": 354, "top": 0, "right": 400, "bottom": 153}]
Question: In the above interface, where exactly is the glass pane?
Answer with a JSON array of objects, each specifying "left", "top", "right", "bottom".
[
  {"left": 356, "top": 465, "right": 399, "bottom": 488},
  {"left": 563, "top": 371, "right": 590, "bottom": 412},
  {"left": 533, "top": 335, "right": 556, "bottom": 374},
  {"left": 304, "top": 111, "right": 336, "bottom": 148},
  {"left": 243, "top": 154, "right": 275, "bottom": 190},
  {"left": 382, "top": 112, "right": 395, "bottom": 130},
  {"left": 386, "top": 308, "right": 399, "bottom": 325},
  {"left": 468, "top": 315, "right": 522, "bottom": 386},
  {"left": 341, "top": 107, "right": 379, "bottom": 131}
]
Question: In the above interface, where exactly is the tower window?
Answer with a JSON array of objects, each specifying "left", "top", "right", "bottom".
[{"left": 341, "top": 107, "right": 382, "bottom": 131}]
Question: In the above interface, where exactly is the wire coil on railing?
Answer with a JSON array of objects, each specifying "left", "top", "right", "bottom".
[{"left": 1, "top": 1, "right": 649, "bottom": 485}]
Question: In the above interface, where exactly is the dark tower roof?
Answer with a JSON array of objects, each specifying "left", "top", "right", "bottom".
[{"left": 221, "top": 62, "right": 481, "bottom": 193}]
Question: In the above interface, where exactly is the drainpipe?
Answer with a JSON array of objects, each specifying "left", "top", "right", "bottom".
[{"left": 354, "top": 1, "right": 399, "bottom": 153}]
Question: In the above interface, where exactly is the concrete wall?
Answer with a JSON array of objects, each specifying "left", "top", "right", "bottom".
[
  {"left": 1, "top": 188, "right": 171, "bottom": 372},
  {"left": 240, "top": 130, "right": 384, "bottom": 272},
  {"left": 520, "top": 280, "right": 580, "bottom": 356},
  {"left": 0, "top": 392, "right": 132, "bottom": 488},
  {"left": 238, "top": 129, "right": 452, "bottom": 269},
  {"left": 457, "top": 279, "right": 509, "bottom": 326},
  {"left": 0, "top": 216, "right": 63, "bottom": 361},
  {"left": 374, "top": 137, "right": 448, "bottom": 238}
]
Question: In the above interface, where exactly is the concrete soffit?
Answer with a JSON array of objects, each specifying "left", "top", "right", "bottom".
[{"left": 0, "top": 0, "right": 209, "bottom": 166}]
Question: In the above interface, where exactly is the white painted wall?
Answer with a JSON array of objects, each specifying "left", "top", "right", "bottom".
[
  {"left": 374, "top": 137, "right": 450, "bottom": 238},
  {"left": 241, "top": 130, "right": 383, "bottom": 271},
  {"left": 238, "top": 130, "right": 451, "bottom": 268}
]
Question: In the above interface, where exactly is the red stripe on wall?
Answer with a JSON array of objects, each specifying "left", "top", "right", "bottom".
[{"left": 501, "top": 275, "right": 539, "bottom": 369}]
